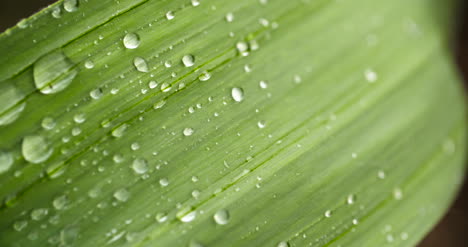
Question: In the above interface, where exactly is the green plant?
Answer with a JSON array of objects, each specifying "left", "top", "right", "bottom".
[{"left": 0, "top": 0, "right": 466, "bottom": 246}]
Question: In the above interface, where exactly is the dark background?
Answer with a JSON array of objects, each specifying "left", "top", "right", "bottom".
[{"left": 0, "top": 1, "right": 466, "bottom": 246}]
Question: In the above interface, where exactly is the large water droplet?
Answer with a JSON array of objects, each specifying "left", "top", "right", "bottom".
[
  {"left": 132, "top": 158, "right": 148, "bottom": 174},
  {"left": 33, "top": 51, "right": 78, "bottom": 94},
  {"left": 0, "top": 83, "right": 26, "bottom": 126},
  {"left": 31, "top": 208, "right": 48, "bottom": 221},
  {"left": 166, "top": 11, "right": 175, "bottom": 20},
  {"left": 123, "top": 33, "right": 141, "bottom": 49},
  {"left": 0, "top": 151, "right": 14, "bottom": 174},
  {"left": 52, "top": 195, "right": 68, "bottom": 210},
  {"left": 63, "top": 0, "right": 79, "bottom": 12},
  {"left": 225, "top": 13, "right": 234, "bottom": 22},
  {"left": 114, "top": 188, "right": 130, "bottom": 202},
  {"left": 22, "top": 135, "right": 53, "bottom": 164},
  {"left": 213, "top": 209, "right": 230, "bottom": 225},
  {"left": 231, "top": 87, "right": 244, "bottom": 102},
  {"left": 133, "top": 57, "right": 149, "bottom": 72},
  {"left": 182, "top": 55, "right": 195, "bottom": 67},
  {"left": 177, "top": 209, "right": 196, "bottom": 223}
]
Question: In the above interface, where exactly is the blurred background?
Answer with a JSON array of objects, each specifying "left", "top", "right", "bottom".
[{"left": 0, "top": 1, "right": 466, "bottom": 246}]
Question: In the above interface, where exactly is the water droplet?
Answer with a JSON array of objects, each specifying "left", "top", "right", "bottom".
[
  {"left": 225, "top": 13, "right": 234, "bottom": 22},
  {"left": 31, "top": 208, "right": 48, "bottom": 221},
  {"left": 183, "top": 128, "right": 194, "bottom": 136},
  {"left": 182, "top": 55, "right": 195, "bottom": 67},
  {"left": 249, "top": 40, "right": 260, "bottom": 51},
  {"left": 51, "top": 7, "right": 61, "bottom": 18},
  {"left": 377, "top": 170, "right": 386, "bottom": 179},
  {"left": 0, "top": 83, "right": 26, "bottom": 126},
  {"left": 112, "top": 124, "right": 128, "bottom": 138},
  {"left": 40, "top": 117, "right": 56, "bottom": 130},
  {"left": 257, "top": 121, "right": 266, "bottom": 129},
  {"left": 213, "top": 209, "right": 230, "bottom": 225},
  {"left": 153, "top": 100, "right": 167, "bottom": 109},
  {"left": 0, "top": 151, "right": 13, "bottom": 174},
  {"left": 90, "top": 88, "right": 103, "bottom": 99},
  {"left": 133, "top": 57, "right": 149, "bottom": 72},
  {"left": 177, "top": 210, "right": 196, "bottom": 223},
  {"left": 17, "top": 19, "right": 29, "bottom": 29},
  {"left": 244, "top": 64, "right": 252, "bottom": 73},
  {"left": 347, "top": 194, "right": 356, "bottom": 205},
  {"left": 131, "top": 142, "right": 140, "bottom": 151},
  {"left": 84, "top": 59, "right": 94, "bottom": 69},
  {"left": 155, "top": 213, "right": 168, "bottom": 223},
  {"left": 352, "top": 218, "right": 359, "bottom": 225},
  {"left": 393, "top": 188, "right": 403, "bottom": 200},
  {"left": 231, "top": 87, "right": 244, "bottom": 102},
  {"left": 259, "top": 80, "right": 268, "bottom": 89},
  {"left": 191, "top": 176, "right": 199, "bottom": 182},
  {"left": 277, "top": 241, "right": 290, "bottom": 247},
  {"left": 149, "top": 80, "right": 158, "bottom": 89},
  {"left": 52, "top": 195, "right": 68, "bottom": 210},
  {"left": 63, "top": 0, "right": 79, "bottom": 12},
  {"left": 73, "top": 113, "right": 86, "bottom": 124},
  {"left": 236, "top": 41, "right": 249, "bottom": 56},
  {"left": 60, "top": 226, "right": 79, "bottom": 245},
  {"left": 13, "top": 220, "right": 28, "bottom": 231},
  {"left": 132, "top": 158, "right": 148, "bottom": 174},
  {"left": 191, "top": 0, "right": 200, "bottom": 7},
  {"left": 161, "top": 82, "right": 172, "bottom": 92},
  {"left": 114, "top": 188, "right": 130, "bottom": 202},
  {"left": 123, "top": 33, "right": 140, "bottom": 49},
  {"left": 324, "top": 210, "right": 332, "bottom": 218},
  {"left": 22, "top": 135, "right": 53, "bottom": 164},
  {"left": 166, "top": 11, "right": 175, "bottom": 20},
  {"left": 293, "top": 74, "right": 302, "bottom": 84},
  {"left": 159, "top": 178, "right": 169, "bottom": 187},
  {"left": 88, "top": 187, "right": 101, "bottom": 198},
  {"left": 191, "top": 190, "right": 200, "bottom": 199},
  {"left": 259, "top": 18, "right": 269, "bottom": 27},
  {"left": 198, "top": 71, "right": 211, "bottom": 81},
  {"left": 164, "top": 61, "right": 172, "bottom": 68},
  {"left": 34, "top": 50, "right": 78, "bottom": 94},
  {"left": 364, "top": 69, "right": 378, "bottom": 83}
]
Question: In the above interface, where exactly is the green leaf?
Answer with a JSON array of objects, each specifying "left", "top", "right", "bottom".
[{"left": 0, "top": 0, "right": 466, "bottom": 246}]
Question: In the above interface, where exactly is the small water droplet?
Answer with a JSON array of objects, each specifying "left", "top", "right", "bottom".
[
  {"left": 159, "top": 178, "right": 169, "bottom": 187},
  {"left": 149, "top": 80, "right": 158, "bottom": 89},
  {"left": 161, "top": 82, "right": 172, "bottom": 92},
  {"left": 352, "top": 218, "right": 359, "bottom": 225},
  {"left": 112, "top": 124, "right": 128, "bottom": 138},
  {"left": 0, "top": 151, "right": 14, "bottom": 174},
  {"left": 34, "top": 50, "right": 78, "bottom": 94},
  {"left": 22, "top": 135, "right": 53, "bottom": 164},
  {"left": 73, "top": 113, "right": 86, "bottom": 124},
  {"left": 225, "top": 13, "right": 234, "bottom": 22},
  {"left": 52, "top": 195, "right": 68, "bottom": 210},
  {"left": 31, "top": 208, "right": 48, "bottom": 221},
  {"left": 213, "top": 209, "right": 230, "bottom": 225},
  {"left": 182, "top": 55, "right": 195, "bottom": 67},
  {"left": 191, "top": 190, "right": 200, "bottom": 199},
  {"left": 236, "top": 41, "right": 249, "bottom": 56},
  {"left": 377, "top": 170, "right": 386, "bottom": 179},
  {"left": 347, "top": 194, "right": 356, "bottom": 205},
  {"left": 191, "top": 0, "right": 200, "bottom": 7},
  {"left": 198, "top": 71, "right": 211, "bottom": 81},
  {"left": 155, "top": 213, "right": 168, "bottom": 223},
  {"left": 183, "top": 128, "right": 194, "bottom": 136},
  {"left": 177, "top": 210, "right": 196, "bottom": 223},
  {"left": 166, "top": 11, "right": 175, "bottom": 20},
  {"left": 257, "top": 121, "right": 266, "bottom": 129},
  {"left": 393, "top": 188, "right": 403, "bottom": 200},
  {"left": 259, "top": 80, "right": 268, "bottom": 89},
  {"left": 0, "top": 83, "right": 26, "bottom": 126},
  {"left": 13, "top": 220, "right": 28, "bottom": 231},
  {"left": 189, "top": 240, "right": 204, "bottom": 247},
  {"left": 114, "top": 188, "right": 130, "bottom": 202},
  {"left": 123, "top": 33, "right": 141, "bottom": 49},
  {"left": 277, "top": 241, "right": 290, "bottom": 247},
  {"left": 153, "top": 100, "right": 167, "bottom": 109},
  {"left": 41, "top": 117, "right": 56, "bottom": 130},
  {"left": 293, "top": 74, "right": 302, "bottom": 84},
  {"left": 324, "top": 210, "right": 332, "bottom": 218},
  {"left": 132, "top": 158, "right": 148, "bottom": 174},
  {"left": 71, "top": 127, "right": 81, "bottom": 136},
  {"left": 231, "top": 87, "right": 244, "bottom": 102},
  {"left": 84, "top": 59, "right": 94, "bottom": 69},
  {"left": 133, "top": 57, "right": 149, "bottom": 72},
  {"left": 90, "top": 88, "right": 103, "bottom": 99},
  {"left": 63, "top": 0, "right": 79, "bottom": 12},
  {"left": 364, "top": 69, "right": 378, "bottom": 83},
  {"left": 131, "top": 142, "right": 140, "bottom": 151},
  {"left": 88, "top": 187, "right": 101, "bottom": 198},
  {"left": 51, "top": 7, "right": 61, "bottom": 18}
]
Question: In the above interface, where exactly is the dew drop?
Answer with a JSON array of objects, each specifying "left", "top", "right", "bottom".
[
  {"left": 231, "top": 87, "right": 244, "bottom": 102},
  {"left": 153, "top": 100, "right": 167, "bottom": 109},
  {"left": 31, "top": 208, "right": 48, "bottom": 221},
  {"left": 22, "top": 135, "right": 53, "bottom": 164},
  {"left": 259, "top": 80, "right": 268, "bottom": 89},
  {"left": 166, "top": 11, "right": 175, "bottom": 20},
  {"left": 393, "top": 188, "right": 403, "bottom": 200},
  {"left": 63, "top": 0, "right": 79, "bottom": 12},
  {"left": 377, "top": 170, "right": 386, "bottom": 179},
  {"left": 225, "top": 13, "right": 234, "bottom": 22},
  {"left": 132, "top": 158, "right": 148, "bottom": 174},
  {"left": 0, "top": 151, "right": 13, "bottom": 174},
  {"left": 0, "top": 83, "right": 26, "bottom": 126},
  {"left": 183, "top": 128, "right": 194, "bottom": 136},
  {"left": 198, "top": 71, "right": 211, "bottom": 81},
  {"left": 277, "top": 241, "right": 290, "bottom": 247},
  {"left": 133, "top": 57, "right": 149, "bottom": 72},
  {"left": 347, "top": 194, "right": 356, "bottom": 205},
  {"left": 73, "top": 113, "right": 86, "bottom": 124},
  {"left": 51, "top": 7, "right": 61, "bottom": 18},
  {"left": 123, "top": 33, "right": 141, "bottom": 49},
  {"left": 324, "top": 210, "right": 332, "bottom": 218},
  {"left": 293, "top": 74, "right": 302, "bottom": 84},
  {"left": 213, "top": 209, "right": 230, "bottom": 225},
  {"left": 236, "top": 41, "right": 249, "bottom": 56},
  {"left": 352, "top": 218, "right": 359, "bottom": 225},
  {"left": 34, "top": 50, "right": 78, "bottom": 94},
  {"left": 159, "top": 178, "right": 169, "bottom": 187},
  {"left": 191, "top": 0, "right": 200, "bottom": 7},
  {"left": 112, "top": 124, "right": 128, "bottom": 138},
  {"left": 13, "top": 220, "right": 28, "bottom": 231},
  {"left": 161, "top": 82, "right": 172, "bottom": 92},
  {"left": 149, "top": 81, "right": 158, "bottom": 89},
  {"left": 155, "top": 213, "right": 168, "bottom": 223},
  {"left": 90, "top": 88, "right": 103, "bottom": 99},
  {"left": 52, "top": 195, "right": 68, "bottom": 210},
  {"left": 84, "top": 60, "right": 94, "bottom": 69},
  {"left": 41, "top": 117, "right": 56, "bottom": 130},
  {"left": 189, "top": 240, "right": 204, "bottom": 247},
  {"left": 182, "top": 55, "right": 195, "bottom": 67},
  {"left": 114, "top": 188, "right": 130, "bottom": 202},
  {"left": 257, "top": 121, "right": 266, "bottom": 129},
  {"left": 177, "top": 210, "right": 196, "bottom": 223},
  {"left": 364, "top": 69, "right": 378, "bottom": 83}
]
